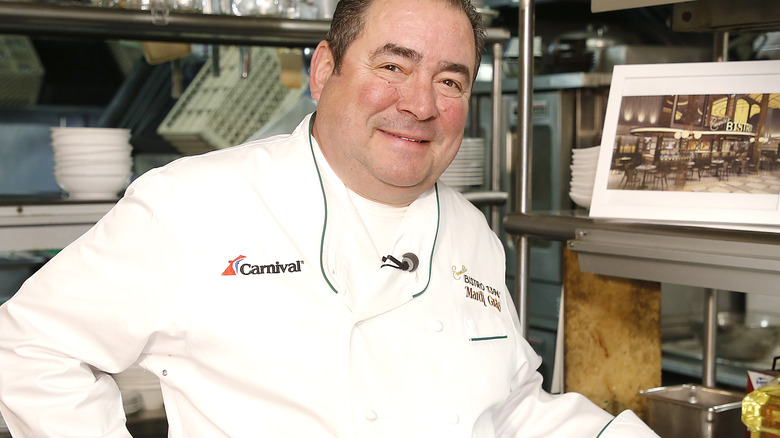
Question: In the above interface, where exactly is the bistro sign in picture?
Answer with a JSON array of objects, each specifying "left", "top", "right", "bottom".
[{"left": 590, "top": 60, "right": 780, "bottom": 227}]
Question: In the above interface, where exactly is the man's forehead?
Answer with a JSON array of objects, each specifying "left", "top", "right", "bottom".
[{"left": 358, "top": 2, "right": 477, "bottom": 71}]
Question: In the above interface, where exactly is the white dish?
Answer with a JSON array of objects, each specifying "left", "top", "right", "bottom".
[
  {"left": 572, "top": 157, "right": 600, "bottom": 165},
  {"left": 570, "top": 169, "right": 597, "bottom": 178},
  {"left": 51, "top": 133, "right": 130, "bottom": 142},
  {"left": 570, "top": 164, "right": 597, "bottom": 173},
  {"left": 569, "top": 191, "right": 592, "bottom": 209},
  {"left": 54, "top": 149, "right": 132, "bottom": 160},
  {"left": 51, "top": 127, "right": 130, "bottom": 136},
  {"left": 54, "top": 157, "right": 132, "bottom": 166},
  {"left": 54, "top": 162, "right": 133, "bottom": 175},
  {"left": 571, "top": 179, "right": 596, "bottom": 188},
  {"left": 55, "top": 172, "right": 131, "bottom": 198},
  {"left": 572, "top": 145, "right": 601, "bottom": 154}
]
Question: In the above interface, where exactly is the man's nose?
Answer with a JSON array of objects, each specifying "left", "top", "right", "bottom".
[{"left": 396, "top": 77, "right": 438, "bottom": 121}]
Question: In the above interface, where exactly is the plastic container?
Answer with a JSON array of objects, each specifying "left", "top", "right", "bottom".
[
  {"left": 0, "top": 35, "right": 44, "bottom": 106},
  {"left": 743, "top": 374, "right": 780, "bottom": 437},
  {"left": 157, "top": 46, "right": 307, "bottom": 155},
  {"left": 639, "top": 384, "right": 745, "bottom": 438}
]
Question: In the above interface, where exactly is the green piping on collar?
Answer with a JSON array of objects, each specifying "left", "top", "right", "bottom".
[
  {"left": 307, "top": 112, "right": 440, "bottom": 298},
  {"left": 412, "top": 183, "right": 439, "bottom": 298},
  {"left": 596, "top": 416, "right": 616, "bottom": 437},
  {"left": 308, "top": 113, "right": 339, "bottom": 294}
]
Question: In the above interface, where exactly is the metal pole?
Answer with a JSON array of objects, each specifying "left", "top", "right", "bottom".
[
  {"left": 702, "top": 288, "right": 719, "bottom": 387},
  {"left": 514, "top": 0, "right": 534, "bottom": 338},
  {"left": 702, "top": 32, "right": 728, "bottom": 389},
  {"left": 491, "top": 41, "right": 504, "bottom": 234}
]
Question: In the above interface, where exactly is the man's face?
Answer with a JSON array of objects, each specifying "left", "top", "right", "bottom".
[{"left": 310, "top": 0, "right": 476, "bottom": 205}]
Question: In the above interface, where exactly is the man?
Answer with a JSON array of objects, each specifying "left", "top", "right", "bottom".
[{"left": 0, "top": 0, "right": 659, "bottom": 436}]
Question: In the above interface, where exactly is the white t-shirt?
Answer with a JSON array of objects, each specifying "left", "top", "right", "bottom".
[{"left": 347, "top": 189, "right": 407, "bottom": 254}]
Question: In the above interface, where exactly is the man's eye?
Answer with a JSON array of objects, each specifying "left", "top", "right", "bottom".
[
  {"left": 382, "top": 64, "right": 402, "bottom": 73},
  {"left": 439, "top": 79, "right": 465, "bottom": 97},
  {"left": 442, "top": 79, "right": 462, "bottom": 90}
]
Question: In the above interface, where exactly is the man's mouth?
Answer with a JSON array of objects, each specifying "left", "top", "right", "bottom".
[{"left": 382, "top": 130, "right": 429, "bottom": 143}]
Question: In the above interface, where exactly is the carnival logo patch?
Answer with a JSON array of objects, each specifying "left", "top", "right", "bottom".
[
  {"left": 454, "top": 265, "right": 502, "bottom": 313},
  {"left": 222, "top": 255, "right": 247, "bottom": 276},
  {"left": 222, "top": 255, "right": 304, "bottom": 276}
]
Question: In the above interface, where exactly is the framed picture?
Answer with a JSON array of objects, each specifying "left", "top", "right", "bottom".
[{"left": 589, "top": 60, "right": 780, "bottom": 227}]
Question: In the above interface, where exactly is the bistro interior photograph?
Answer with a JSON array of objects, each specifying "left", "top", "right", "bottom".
[{"left": 608, "top": 93, "right": 780, "bottom": 194}]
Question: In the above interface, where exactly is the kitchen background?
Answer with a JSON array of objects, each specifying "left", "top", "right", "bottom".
[{"left": 2, "top": 0, "right": 780, "bottom": 435}]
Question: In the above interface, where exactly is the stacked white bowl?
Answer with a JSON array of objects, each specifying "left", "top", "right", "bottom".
[
  {"left": 50, "top": 127, "right": 133, "bottom": 200},
  {"left": 440, "top": 137, "right": 485, "bottom": 190},
  {"left": 569, "top": 146, "right": 600, "bottom": 209},
  {"left": 113, "top": 365, "right": 164, "bottom": 412}
]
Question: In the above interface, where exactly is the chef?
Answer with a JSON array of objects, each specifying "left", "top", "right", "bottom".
[{"left": 0, "top": 0, "right": 660, "bottom": 436}]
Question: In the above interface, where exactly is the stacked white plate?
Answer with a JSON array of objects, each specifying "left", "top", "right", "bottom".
[
  {"left": 440, "top": 137, "right": 485, "bottom": 190},
  {"left": 113, "top": 365, "right": 164, "bottom": 411},
  {"left": 50, "top": 127, "right": 133, "bottom": 200},
  {"left": 122, "top": 391, "right": 144, "bottom": 416},
  {"left": 569, "top": 146, "right": 600, "bottom": 209}
]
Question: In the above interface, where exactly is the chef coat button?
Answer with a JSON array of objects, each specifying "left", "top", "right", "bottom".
[
  {"left": 448, "top": 413, "right": 460, "bottom": 424},
  {"left": 364, "top": 409, "right": 378, "bottom": 422},
  {"left": 431, "top": 320, "right": 444, "bottom": 332}
]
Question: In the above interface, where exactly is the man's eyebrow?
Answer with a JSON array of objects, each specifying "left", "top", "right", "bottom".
[
  {"left": 369, "top": 43, "right": 422, "bottom": 63},
  {"left": 438, "top": 61, "right": 472, "bottom": 83},
  {"left": 370, "top": 43, "right": 473, "bottom": 84}
]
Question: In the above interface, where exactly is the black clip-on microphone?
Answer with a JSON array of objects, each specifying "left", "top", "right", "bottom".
[{"left": 381, "top": 252, "right": 419, "bottom": 272}]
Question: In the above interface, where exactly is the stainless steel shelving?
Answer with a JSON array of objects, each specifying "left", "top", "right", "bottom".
[
  {"left": 504, "top": 211, "right": 780, "bottom": 298},
  {"left": 507, "top": 0, "right": 780, "bottom": 388},
  {"left": 0, "top": 2, "right": 511, "bottom": 249},
  {"left": 0, "top": 2, "right": 510, "bottom": 47},
  {"left": 0, "top": 1, "right": 331, "bottom": 47}
]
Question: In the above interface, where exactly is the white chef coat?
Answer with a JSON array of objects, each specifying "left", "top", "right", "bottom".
[{"left": 0, "top": 113, "right": 659, "bottom": 437}]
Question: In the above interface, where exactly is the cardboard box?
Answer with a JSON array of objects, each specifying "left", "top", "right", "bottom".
[{"left": 748, "top": 357, "right": 780, "bottom": 393}]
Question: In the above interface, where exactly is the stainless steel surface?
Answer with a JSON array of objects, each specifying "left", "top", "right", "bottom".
[
  {"left": 602, "top": 44, "right": 711, "bottom": 71},
  {"left": 503, "top": 212, "right": 780, "bottom": 297},
  {"left": 673, "top": 0, "right": 780, "bottom": 33},
  {"left": 694, "top": 311, "right": 780, "bottom": 362},
  {"left": 639, "top": 384, "right": 744, "bottom": 438},
  {"left": 0, "top": 2, "right": 509, "bottom": 48},
  {"left": 463, "top": 190, "right": 508, "bottom": 206},
  {"left": 662, "top": 336, "right": 779, "bottom": 387},
  {"left": 532, "top": 72, "right": 611, "bottom": 91},
  {"left": 0, "top": 1, "right": 330, "bottom": 47},
  {"left": 491, "top": 41, "right": 503, "bottom": 234},
  {"left": 0, "top": 201, "right": 116, "bottom": 252},
  {"left": 514, "top": 0, "right": 534, "bottom": 338},
  {"left": 472, "top": 72, "right": 612, "bottom": 94},
  {"left": 714, "top": 31, "right": 729, "bottom": 63},
  {"left": 703, "top": 288, "right": 719, "bottom": 388},
  {"left": 701, "top": 32, "right": 728, "bottom": 390}
]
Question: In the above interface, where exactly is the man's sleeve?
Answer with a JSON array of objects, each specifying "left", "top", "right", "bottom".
[
  {"left": 0, "top": 176, "right": 175, "bottom": 437},
  {"left": 492, "top": 289, "right": 660, "bottom": 437}
]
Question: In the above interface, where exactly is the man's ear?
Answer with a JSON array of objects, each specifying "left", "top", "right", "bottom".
[{"left": 309, "top": 40, "right": 336, "bottom": 102}]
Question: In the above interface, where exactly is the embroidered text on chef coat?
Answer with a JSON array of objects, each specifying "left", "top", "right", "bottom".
[
  {"left": 454, "top": 265, "right": 502, "bottom": 313},
  {"left": 221, "top": 255, "right": 305, "bottom": 276}
]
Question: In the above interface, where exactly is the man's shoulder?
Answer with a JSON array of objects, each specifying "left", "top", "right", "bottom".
[{"left": 437, "top": 183, "right": 497, "bottom": 235}]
